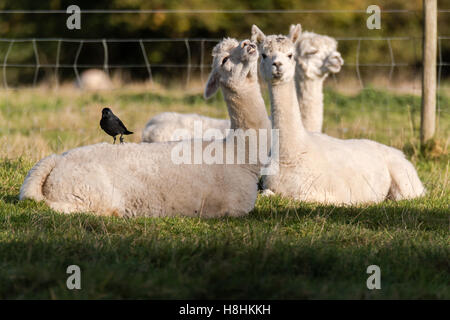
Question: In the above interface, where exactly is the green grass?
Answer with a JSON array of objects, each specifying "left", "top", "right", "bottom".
[{"left": 0, "top": 85, "right": 448, "bottom": 299}]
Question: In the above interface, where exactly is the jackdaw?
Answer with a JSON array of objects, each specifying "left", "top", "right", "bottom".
[{"left": 100, "top": 108, "right": 133, "bottom": 144}]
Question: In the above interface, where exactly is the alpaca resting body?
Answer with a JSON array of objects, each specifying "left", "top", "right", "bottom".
[
  {"left": 142, "top": 112, "right": 230, "bottom": 142},
  {"left": 25, "top": 142, "right": 258, "bottom": 217},
  {"left": 252, "top": 25, "right": 425, "bottom": 204},
  {"left": 20, "top": 38, "right": 271, "bottom": 217}
]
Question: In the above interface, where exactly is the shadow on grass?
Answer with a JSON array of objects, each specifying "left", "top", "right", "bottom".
[
  {"left": 252, "top": 195, "right": 449, "bottom": 232},
  {"left": 0, "top": 227, "right": 447, "bottom": 299},
  {"left": 2, "top": 191, "right": 447, "bottom": 233},
  {"left": 0, "top": 194, "right": 19, "bottom": 204},
  {"left": 0, "top": 192, "right": 447, "bottom": 299}
]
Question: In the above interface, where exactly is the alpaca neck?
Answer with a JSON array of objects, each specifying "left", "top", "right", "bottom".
[
  {"left": 269, "top": 79, "right": 307, "bottom": 162},
  {"left": 221, "top": 81, "right": 272, "bottom": 169},
  {"left": 295, "top": 71, "right": 326, "bottom": 132},
  {"left": 222, "top": 81, "right": 270, "bottom": 132}
]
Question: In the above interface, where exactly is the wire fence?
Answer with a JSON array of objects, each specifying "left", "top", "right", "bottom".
[
  {"left": 1, "top": 36, "right": 447, "bottom": 130},
  {"left": 0, "top": 7, "right": 448, "bottom": 88},
  {"left": 0, "top": 8, "right": 448, "bottom": 123},
  {"left": 0, "top": 38, "right": 223, "bottom": 88},
  {"left": 0, "top": 36, "right": 449, "bottom": 96}
]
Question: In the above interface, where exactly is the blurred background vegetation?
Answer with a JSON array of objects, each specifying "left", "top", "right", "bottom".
[{"left": 0, "top": 0, "right": 449, "bottom": 86}]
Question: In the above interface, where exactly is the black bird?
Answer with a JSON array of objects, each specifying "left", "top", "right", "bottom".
[{"left": 100, "top": 108, "right": 133, "bottom": 144}]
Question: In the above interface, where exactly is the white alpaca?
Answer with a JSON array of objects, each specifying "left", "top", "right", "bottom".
[
  {"left": 142, "top": 112, "right": 230, "bottom": 142},
  {"left": 20, "top": 38, "right": 271, "bottom": 217},
  {"left": 252, "top": 25, "right": 425, "bottom": 204},
  {"left": 289, "top": 24, "right": 344, "bottom": 132},
  {"left": 76, "top": 69, "right": 112, "bottom": 91},
  {"left": 141, "top": 26, "right": 341, "bottom": 142}
]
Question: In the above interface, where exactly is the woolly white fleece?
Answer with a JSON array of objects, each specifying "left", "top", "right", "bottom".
[
  {"left": 20, "top": 38, "right": 271, "bottom": 217},
  {"left": 253, "top": 25, "right": 425, "bottom": 205},
  {"left": 142, "top": 112, "right": 230, "bottom": 142}
]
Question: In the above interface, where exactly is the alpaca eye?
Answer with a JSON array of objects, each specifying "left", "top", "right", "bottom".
[
  {"left": 288, "top": 54, "right": 293, "bottom": 59},
  {"left": 222, "top": 56, "right": 229, "bottom": 65},
  {"left": 262, "top": 53, "right": 267, "bottom": 59}
]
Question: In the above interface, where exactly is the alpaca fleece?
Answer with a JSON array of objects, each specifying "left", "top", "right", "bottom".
[
  {"left": 253, "top": 25, "right": 425, "bottom": 205},
  {"left": 20, "top": 38, "right": 271, "bottom": 217}
]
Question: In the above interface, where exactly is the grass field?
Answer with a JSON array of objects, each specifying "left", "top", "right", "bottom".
[{"left": 0, "top": 84, "right": 448, "bottom": 299}]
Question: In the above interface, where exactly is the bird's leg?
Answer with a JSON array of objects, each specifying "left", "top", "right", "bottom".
[
  {"left": 120, "top": 134, "right": 124, "bottom": 144},
  {"left": 113, "top": 136, "right": 116, "bottom": 144}
]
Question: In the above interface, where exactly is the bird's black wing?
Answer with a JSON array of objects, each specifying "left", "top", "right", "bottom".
[
  {"left": 116, "top": 117, "right": 128, "bottom": 131},
  {"left": 114, "top": 115, "right": 133, "bottom": 134}
]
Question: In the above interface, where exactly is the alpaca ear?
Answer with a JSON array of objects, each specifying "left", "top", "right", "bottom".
[
  {"left": 204, "top": 69, "right": 220, "bottom": 99},
  {"left": 251, "top": 25, "right": 266, "bottom": 44},
  {"left": 288, "top": 24, "right": 302, "bottom": 43}
]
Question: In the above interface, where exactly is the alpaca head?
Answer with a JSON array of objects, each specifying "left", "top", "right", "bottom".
[
  {"left": 289, "top": 24, "right": 344, "bottom": 79},
  {"left": 251, "top": 25, "right": 300, "bottom": 85},
  {"left": 204, "top": 38, "right": 259, "bottom": 99}
]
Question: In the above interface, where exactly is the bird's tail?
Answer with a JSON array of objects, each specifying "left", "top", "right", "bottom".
[
  {"left": 124, "top": 130, "right": 133, "bottom": 135},
  {"left": 19, "top": 154, "right": 60, "bottom": 202}
]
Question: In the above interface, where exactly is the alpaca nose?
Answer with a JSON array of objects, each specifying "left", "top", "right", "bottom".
[
  {"left": 241, "top": 40, "right": 251, "bottom": 48},
  {"left": 272, "top": 61, "right": 282, "bottom": 68},
  {"left": 329, "top": 52, "right": 343, "bottom": 65}
]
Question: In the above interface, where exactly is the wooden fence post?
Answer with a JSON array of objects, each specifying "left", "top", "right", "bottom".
[{"left": 421, "top": 0, "right": 437, "bottom": 144}]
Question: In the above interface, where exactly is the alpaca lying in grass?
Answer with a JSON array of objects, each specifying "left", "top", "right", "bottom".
[
  {"left": 20, "top": 38, "right": 271, "bottom": 217},
  {"left": 141, "top": 26, "right": 342, "bottom": 142},
  {"left": 76, "top": 69, "right": 112, "bottom": 91},
  {"left": 142, "top": 112, "right": 230, "bottom": 142},
  {"left": 252, "top": 25, "right": 425, "bottom": 204}
]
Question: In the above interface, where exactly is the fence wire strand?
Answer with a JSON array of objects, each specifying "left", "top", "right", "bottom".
[
  {"left": 355, "top": 39, "right": 363, "bottom": 89},
  {"left": 2, "top": 40, "right": 13, "bottom": 89},
  {"left": 139, "top": 40, "right": 153, "bottom": 85},
  {"left": 184, "top": 39, "right": 191, "bottom": 87},
  {"left": 73, "top": 40, "right": 83, "bottom": 87},
  {"left": 32, "top": 39, "right": 40, "bottom": 87},
  {"left": 387, "top": 38, "right": 395, "bottom": 82},
  {"left": 200, "top": 39, "right": 205, "bottom": 84},
  {"left": 102, "top": 39, "right": 109, "bottom": 76},
  {"left": 55, "top": 39, "right": 61, "bottom": 88}
]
